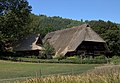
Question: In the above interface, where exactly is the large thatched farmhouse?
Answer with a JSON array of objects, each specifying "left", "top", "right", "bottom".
[
  {"left": 43, "top": 24, "right": 109, "bottom": 57},
  {"left": 14, "top": 24, "right": 109, "bottom": 57},
  {"left": 14, "top": 34, "right": 43, "bottom": 56}
]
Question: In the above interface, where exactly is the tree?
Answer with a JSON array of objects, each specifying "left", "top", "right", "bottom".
[
  {"left": 41, "top": 43, "right": 55, "bottom": 59},
  {"left": 0, "top": 0, "right": 31, "bottom": 50},
  {"left": 103, "top": 30, "right": 120, "bottom": 56}
]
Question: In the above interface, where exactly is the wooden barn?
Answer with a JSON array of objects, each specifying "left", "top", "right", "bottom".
[
  {"left": 43, "top": 24, "right": 109, "bottom": 58},
  {"left": 14, "top": 34, "right": 43, "bottom": 56}
]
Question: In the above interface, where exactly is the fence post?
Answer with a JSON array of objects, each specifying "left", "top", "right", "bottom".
[
  {"left": 39, "top": 69, "right": 42, "bottom": 77},
  {"left": 71, "top": 68, "right": 74, "bottom": 75},
  {"left": 36, "top": 71, "right": 38, "bottom": 78}
]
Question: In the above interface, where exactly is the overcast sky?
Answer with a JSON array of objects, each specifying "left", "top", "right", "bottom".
[{"left": 28, "top": 0, "right": 120, "bottom": 23}]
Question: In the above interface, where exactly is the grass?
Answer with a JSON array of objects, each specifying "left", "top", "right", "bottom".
[
  {"left": 0, "top": 60, "right": 100, "bottom": 82},
  {"left": 16, "top": 65, "right": 120, "bottom": 83}
]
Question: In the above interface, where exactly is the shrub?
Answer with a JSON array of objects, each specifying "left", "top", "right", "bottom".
[
  {"left": 41, "top": 43, "right": 55, "bottom": 59},
  {"left": 67, "top": 56, "right": 79, "bottom": 59},
  {"left": 6, "top": 56, "right": 108, "bottom": 64},
  {"left": 94, "top": 55, "right": 107, "bottom": 60},
  {"left": 110, "top": 56, "right": 120, "bottom": 64}
]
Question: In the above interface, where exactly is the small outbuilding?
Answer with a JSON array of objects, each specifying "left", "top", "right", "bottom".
[
  {"left": 43, "top": 24, "right": 109, "bottom": 57},
  {"left": 14, "top": 34, "right": 43, "bottom": 56}
]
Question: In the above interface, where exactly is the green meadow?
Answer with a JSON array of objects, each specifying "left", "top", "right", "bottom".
[{"left": 0, "top": 60, "right": 99, "bottom": 80}]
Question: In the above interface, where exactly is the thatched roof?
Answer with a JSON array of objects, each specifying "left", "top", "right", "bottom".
[
  {"left": 43, "top": 24, "right": 107, "bottom": 57},
  {"left": 14, "top": 34, "right": 43, "bottom": 51}
]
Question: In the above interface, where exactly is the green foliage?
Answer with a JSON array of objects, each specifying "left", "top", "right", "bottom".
[
  {"left": 4, "top": 55, "right": 108, "bottom": 64},
  {"left": 94, "top": 55, "right": 106, "bottom": 59},
  {"left": 67, "top": 56, "right": 78, "bottom": 59},
  {"left": 110, "top": 56, "right": 120, "bottom": 64},
  {"left": 40, "top": 43, "right": 55, "bottom": 59},
  {"left": 102, "top": 30, "right": 120, "bottom": 56},
  {"left": 88, "top": 20, "right": 118, "bottom": 34},
  {"left": 29, "top": 14, "right": 84, "bottom": 38},
  {"left": 0, "top": 0, "right": 31, "bottom": 51}
]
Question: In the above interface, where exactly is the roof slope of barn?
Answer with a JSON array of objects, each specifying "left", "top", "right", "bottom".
[
  {"left": 43, "top": 24, "right": 106, "bottom": 57},
  {"left": 14, "top": 34, "right": 43, "bottom": 51}
]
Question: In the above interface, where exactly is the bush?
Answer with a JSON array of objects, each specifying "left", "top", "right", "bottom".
[
  {"left": 110, "top": 56, "right": 120, "bottom": 64},
  {"left": 1, "top": 55, "right": 109, "bottom": 64},
  {"left": 94, "top": 55, "right": 107, "bottom": 60},
  {"left": 67, "top": 56, "right": 79, "bottom": 59},
  {"left": 41, "top": 43, "right": 55, "bottom": 59}
]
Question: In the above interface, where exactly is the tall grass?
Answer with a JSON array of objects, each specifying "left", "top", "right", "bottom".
[{"left": 16, "top": 65, "right": 120, "bottom": 83}]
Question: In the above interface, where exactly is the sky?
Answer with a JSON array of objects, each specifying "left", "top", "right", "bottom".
[{"left": 27, "top": 0, "right": 120, "bottom": 23}]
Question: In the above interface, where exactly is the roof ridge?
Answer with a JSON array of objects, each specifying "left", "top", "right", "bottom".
[{"left": 48, "top": 24, "right": 88, "bottom": 34}]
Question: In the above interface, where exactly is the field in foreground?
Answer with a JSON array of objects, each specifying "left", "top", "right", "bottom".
[
  {"left": 17, "top": 65, "right": 120, "bottom": 83},
  {"left": 0, "top": 60, "right": 100, "bottom": 82}
]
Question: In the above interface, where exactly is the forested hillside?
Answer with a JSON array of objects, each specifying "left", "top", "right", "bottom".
[
  {"left": 0, "top": 0, "right": 120, "bottom": 56},
  {"left": 28, "top": 14, "right": 84, "bottom": 38}
]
